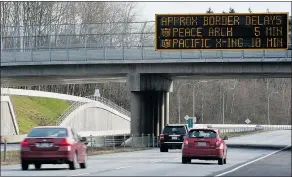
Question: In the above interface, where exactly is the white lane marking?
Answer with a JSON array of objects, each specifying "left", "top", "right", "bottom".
[
  {"left": 150, "top": 157, "right": 180, "bottom": 163},
  {"left": 115, "top": 166, "right": 132, "bottom": 170},
  {"left": 150, "top": 160, "right": 163, "bottom": 163},
  {"left": 71, "top": 172, "right": 91, "bottom": 176},
  {"left": 215, "top": 145, "right": 291, "bottom": 177},
  {"left": 71, "top": 166, "right": 132, "bottom": 176}
]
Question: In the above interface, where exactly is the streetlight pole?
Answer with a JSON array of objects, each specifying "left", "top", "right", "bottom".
[
  {"left": 267, "top": 91, "right": 279, "bottom": 125},
  {"left": 177, "top": 83, "right": 190, "bottom": 124}
]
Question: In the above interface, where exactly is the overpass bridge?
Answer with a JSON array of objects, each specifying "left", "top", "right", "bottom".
[
  {"left": 1, "top": 88, "right": 131, "bottom": 138},
  {"left": 1, "top": 21, "right": 291, "bottom": 137}
]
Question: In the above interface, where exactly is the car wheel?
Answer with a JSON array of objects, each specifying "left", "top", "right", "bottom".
[
  {"left": 69, "top": 153, "right": 78, "bottom": 170},
  {"left": 224, "top": 150, "right": 227, "bottom": 164},
  {"left": 160, "top": 146, "right": 168, "bottom": 152},
  {"left": 182, "top": 157, "right": 191, "bottom": 164},
  {"left": 218, "top": 157, "right": 224, "bottom": 165},
  {"left": 80, "top": 153, "right": 87, "bottom": 169},
  {"left": 34, "top": 163, "right": 42, "bottom": 170},
  {"left": 21, "top": 161, "right": 29, "bottom": 171}
]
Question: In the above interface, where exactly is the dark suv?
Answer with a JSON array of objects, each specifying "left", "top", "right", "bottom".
[{"left": 159, "top": 124, "right": 189, "bottom": 152}]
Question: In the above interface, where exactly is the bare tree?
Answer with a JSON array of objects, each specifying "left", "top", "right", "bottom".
[
  {"left": 206, "top": 7, "right": 214, "bottom": 14},
  {"left": 229, "top": 7, "right": 235, "bottom": 13}
]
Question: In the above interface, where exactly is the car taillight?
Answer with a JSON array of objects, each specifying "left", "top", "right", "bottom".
[
  {"left": 21, "top": 140, "right": 29, "bottom": 147},
  {"left": 60, "top": 139, "right": 71, "bottom": 146},
  {"left": 216, "top": 141, "right": 220, "bottom": 147},
  {"left": 159, "top": 134, "right": 164, "bottom": 139},
  {"left": 183, "top": 139, "right": 189, "bottom": 147},
  {"left": 216, "top": 140, "right": 223, "bottom": 149},
  {"left": 60, "top": 139, "right": 72, "bottom": 151}
]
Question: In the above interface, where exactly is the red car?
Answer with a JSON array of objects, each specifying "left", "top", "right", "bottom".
[
  {"left": 182, "top": 128, "right": 228, "bottom": 165},
  {"left": 20, "top": 126, "right": 88, "bottom": 170}
]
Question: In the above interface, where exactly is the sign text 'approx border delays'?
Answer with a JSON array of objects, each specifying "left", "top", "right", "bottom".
[{"left": 155, "top": 13, "right": 289, "bottom": 50}]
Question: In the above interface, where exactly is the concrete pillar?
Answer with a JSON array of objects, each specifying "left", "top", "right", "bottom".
[
  {"left": 160, "top": 92, "right": 165, "bottom": 132},
  {"left": 152, "top": 94, "right": 156, "bottom": 135},
  {"left": 130, "top": 92, "right": 141, "bottom": 135},
  {"left": 144, "top": 92, "right": 154, "bottom": 135},
  {"left": 128, "top": 73, "right": 173, "bottom": 136},
  {"left": 157, "top": 92, "right": 161, "bottom": 135},
  {"left": 140, "top": 93, "right": 146, "bottom": 135},
  {"left": 165, "top": 92, "right": 170, "bottom": 125}
]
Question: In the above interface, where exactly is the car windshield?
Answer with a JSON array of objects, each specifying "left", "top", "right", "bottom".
[
  {"left": 189, "top": 130, "right": 217, "bottom": 138},
  {"left": 163, "top": 126, "right": 186, "bottom": 134},
  {"left": 28, "top": 128, "right": 68, "bottom": 138}
]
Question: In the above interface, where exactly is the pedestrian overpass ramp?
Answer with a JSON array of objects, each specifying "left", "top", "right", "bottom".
[
  {"left": 1, "top": 88, "right": 131, "bottom": 137},
  {"left": 57, "top": 100, "right": 131, "bottom": 136}
]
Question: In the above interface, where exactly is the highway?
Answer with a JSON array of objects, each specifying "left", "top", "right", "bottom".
[
  {"left": 0, "top": 148, "right": 281, "bottom": 176},
  {"left": 2, "top": 130, "right": 290, "bottom": 152},
  {"left": 1, "top": 130, "right": 291, "bottom": 176}
]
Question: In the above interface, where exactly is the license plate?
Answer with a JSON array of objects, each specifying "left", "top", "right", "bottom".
[
  {"left": 171, "top": 137, "right": 178, "bottom": 140},
  {"left": 198, "top": 142, "right": 206, "bottom": 146},
  {"left": 36, "top": 143, "right": 53, "bottom": 148}
]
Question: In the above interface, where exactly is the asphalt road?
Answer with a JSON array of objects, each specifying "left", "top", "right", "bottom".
[
  {"left": 226, "top": 130, "right": 291, "bottom": 147},
  {"left": 0, "top": 148, "right": 278, "bottom": 176},
  {"left": 214, "top": 147, "right": 291, "bottom": 176},
  {"left": 1, "top": 130, "right": 291, "bottom": 176}
]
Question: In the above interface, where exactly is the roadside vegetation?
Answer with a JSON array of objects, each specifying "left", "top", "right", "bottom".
[{"left": 11, "top": 96, "right": 71, "bottom": 134}]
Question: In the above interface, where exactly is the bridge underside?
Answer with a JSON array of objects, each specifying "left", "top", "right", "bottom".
[
  {"left": 1, "top": 74, "right": 291, "bottom": 87},
  {"left": 1, "top": 62, "right": 291, "bottom": 87}
]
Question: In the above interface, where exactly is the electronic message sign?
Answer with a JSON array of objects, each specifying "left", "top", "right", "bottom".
[{"left": 155, "top": 13, "right": 289, "bottom": 51}]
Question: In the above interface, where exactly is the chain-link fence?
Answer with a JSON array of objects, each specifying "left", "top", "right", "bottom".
[
  {"left": 86, "top": 134, "right": 159, "bottom": 152},
  {"left": 1, "top": 21, "right": 291, "bottom": 64}
]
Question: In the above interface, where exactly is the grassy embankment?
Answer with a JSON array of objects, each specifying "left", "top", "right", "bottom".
[{"left": 10, "top": 96, "right": 71, "bottom": 134}]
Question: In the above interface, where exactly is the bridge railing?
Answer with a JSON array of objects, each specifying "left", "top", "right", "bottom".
[
  {"left": 56, "top": 101, "right": 87, "bottom": 125},
  {"left": 87, "top": 96, "right": 131, "bottom": 117},
  {"left": 56, "top": 95, "right": 131, "bottom": 126}
]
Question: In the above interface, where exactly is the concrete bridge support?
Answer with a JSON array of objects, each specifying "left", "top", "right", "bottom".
[{"left": 128, "top": 74, "right": 173, "bottom": 136}]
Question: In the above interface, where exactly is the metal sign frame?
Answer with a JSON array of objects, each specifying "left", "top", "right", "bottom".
[{"left": 155, "top": 12, "right": 289, "bottom": 51}]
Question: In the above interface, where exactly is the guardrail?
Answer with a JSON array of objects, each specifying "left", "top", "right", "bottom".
[
  {"left": 88, "top": 96, "right": 131, "bottom": 117},
  {"left": 195, "top": 124, "right": 291, "bottom": 130}
]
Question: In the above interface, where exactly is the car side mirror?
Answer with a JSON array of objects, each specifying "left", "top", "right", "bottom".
[
  {"left": 80, "top": 137, "right": 88, "bottom": 143},
  {"left": 223, "top": 136, "right": 228, "bottom": 140}
]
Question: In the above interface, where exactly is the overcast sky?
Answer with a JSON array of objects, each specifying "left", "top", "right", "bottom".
[{"left": 137, "top": 1, "right": 291, "bottom": 21}]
